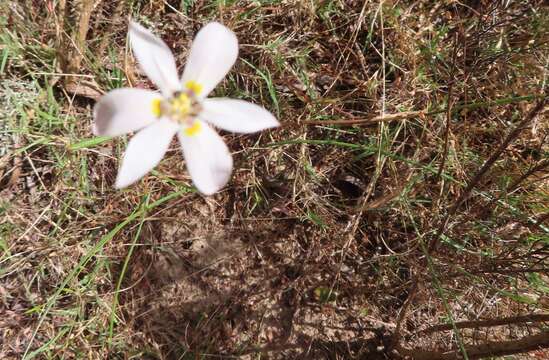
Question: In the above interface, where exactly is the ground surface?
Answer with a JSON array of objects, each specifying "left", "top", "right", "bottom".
[{"left": 1, "top": 1, "right": 548, "bottom": 359}]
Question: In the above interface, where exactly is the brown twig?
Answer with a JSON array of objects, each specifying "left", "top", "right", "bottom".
[
  {"left": 436, "top": 32, "right": 459, "bottom": 181},
  {"left": 56, "top": 0, "right": 98, "bottom": 92},
  {"left": 417, "top": 313, "right": 549, "bottom": 335},
  {"left": 492, "top": 158, "right": 549, "bottom": 204},
  {"left": 429, "top": 100, "right": 547, "bottom": 252},
  {"left": 445, "top": 267, "right": 549, "bottom": 278},
  {"left": 397, "top": 330, "right": 549, "bottom": 360},
  {"left": 302, "top": 110, "right": 424, "bottom": 126},
  {"left": 389, "top": 278, "right": 419, "bottom": 352},
  {"left": 302, "top": 95, "right": 545, "bottom": 127},
  {"left": 447, "top": 100, "right": 545, "bottom": 213}
]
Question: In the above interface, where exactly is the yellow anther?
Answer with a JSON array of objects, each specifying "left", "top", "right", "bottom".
[
  {"left": 183, "top": 121, "right": 202, "bottom": 137},
  {"left": 151, "top": 98, "right": 162, "bottom": 117},
  {"left": 171, "top": 93, "right": 191, "bottom": 115},
  {"left": 185, "top": 80, "right": 203, "bottom": 96}
]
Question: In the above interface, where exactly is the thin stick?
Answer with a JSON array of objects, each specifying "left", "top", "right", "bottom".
[
  {"left": 389, "top": 278, "right": 418, "bottom": 351},
  {"left": 429, "top": 100, "right": 546, "bottom": 252},
  {"left": 302, "top": 94, "right": 544, "bottom": 126},
  {"left": 436, "top": 32, "right": 459, "bottom": 180},
  {"left": 398, "top": 330, "right": 549, "bottom": 360},
  {"left": 417, "top": 313, "right": 549, "bottom": 335},
  {"left": 491, "top": 158, "right": 549, "bottom": 205}
]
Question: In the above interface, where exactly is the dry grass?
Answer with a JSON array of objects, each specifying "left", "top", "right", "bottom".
[{"left": 1, "top": 0, "right": 548, "bottom": 359}]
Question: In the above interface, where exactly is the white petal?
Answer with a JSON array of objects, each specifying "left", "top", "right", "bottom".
[
  {"left": 181, "top": 22, "right": 238, "bottom": 98},
  {"left": 129, "top": 21, "right": 180, "bottom": 96},
  {"left": 178, "top": 121, "right": 233, "bottom": 195},
  {"left": 115, "top": 119, "right": 178, "bottom": 188},
  {"left": 201, "top": 98, "right": 279, "bottom": 133},
  {"left": 93, "top": 88, "right": 160, "bottom": 137}
]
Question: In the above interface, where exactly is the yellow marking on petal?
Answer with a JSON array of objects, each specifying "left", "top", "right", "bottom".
[
  {"left": 183, "top": 121, "right": 202, "bottom": 137},
  {"left": 151, "top": 98, "right": 162, "bottom": 117},
  {"left": 185, "top": 80, "right": 203, "bottom": 96}
]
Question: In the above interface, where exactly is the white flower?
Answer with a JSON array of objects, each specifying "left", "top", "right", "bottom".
[{"left": 93, "top": 21, "right": 279, "bottom": 195}]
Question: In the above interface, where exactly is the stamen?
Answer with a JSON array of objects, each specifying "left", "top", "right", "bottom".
[
  {"left": 185, "top": 80, "right": 203, "bottom": 96},
  {"left": 170, "top": 93, "right": 192, "bottom": 116},
  {"left": 183, "top": 121, "right": 202, "bottom": 137},
  {"left": 151, "top": 98, "right": 162, "bottom": 117},
  {"left": 155, "top": 90, "right": 202, "bottom": 125}
]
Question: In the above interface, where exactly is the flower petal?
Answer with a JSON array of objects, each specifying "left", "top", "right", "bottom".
[
  {"left": 181, "top": 22, "right": 238, "bottom": 98},
  {"left": 93, "top": 88, "right": 160, "bottom": 137},
  {"left": 129, "top": 21, "right": 180, "bottom": 96},
  {"left": 178, "top": 121, "right": 233, "bottom": 195},
  {"left": 115, "top": 119, "right": 178, "bottom": 188},
  {"left": 201, "top": 98, "right": 279, "bottom": 133}
]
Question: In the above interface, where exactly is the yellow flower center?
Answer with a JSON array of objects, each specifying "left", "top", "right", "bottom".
[
  {"left": 149, "top": 81, "right": 204, "bottom": 136},
  {"left": 170, "top": 93, "right": 192, "bottom": 115}
]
